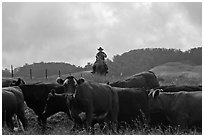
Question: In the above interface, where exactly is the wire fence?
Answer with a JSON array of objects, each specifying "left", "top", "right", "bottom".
[{"left": 10, "top": 65, "right": 62, "bottom": 80}]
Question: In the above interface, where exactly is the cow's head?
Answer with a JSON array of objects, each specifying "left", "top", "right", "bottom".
[
  {"left": 56, "top": 76, "right": 85, "bottom": 95},
  {"left": 148, "top": 89, "right": 163, "bottom": 113},
  {"left": 10, "top": 78, "right": 26, "bottom": 86},
  {"left": 43, "top": 89, "right": 72, "bottom": 119}
]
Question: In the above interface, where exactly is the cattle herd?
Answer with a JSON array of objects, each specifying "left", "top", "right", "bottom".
[{"left": 2, "top": 71, "right": 202, "bottom": 134}]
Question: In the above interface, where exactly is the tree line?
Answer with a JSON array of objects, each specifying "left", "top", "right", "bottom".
[
  {"left": 2, "top": 47, "right": 202, "bottom": 78},
  {"left": 105, "top": 47, "right": 201, "bottom": 76}
]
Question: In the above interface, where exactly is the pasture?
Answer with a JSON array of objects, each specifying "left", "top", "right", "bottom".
[{"left": 2, "top": 64, "right": 202, "bottom": 135}]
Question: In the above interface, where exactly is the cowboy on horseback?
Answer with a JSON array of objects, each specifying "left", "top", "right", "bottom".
[{"left": 92, "top": 47, "right": 108, "bottom": 74}]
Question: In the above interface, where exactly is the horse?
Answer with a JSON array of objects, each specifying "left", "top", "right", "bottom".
[{"left": 92, "top": 60, "right": 108, "bottom": 76}]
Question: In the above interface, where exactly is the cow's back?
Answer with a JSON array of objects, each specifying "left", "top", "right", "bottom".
[
  {"left": 134, "top": 71, "right": 160, "bottom": 88},
  {"left": 156, "top": 85, "right": 202, "bottom": 92},
  {"left": 110, "top": 71, "right": 159, "bottom": 89}
]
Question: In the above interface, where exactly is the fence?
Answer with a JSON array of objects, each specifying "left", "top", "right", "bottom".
[{"left": 10, "top": 66, "right": 63, "bottom": 80}]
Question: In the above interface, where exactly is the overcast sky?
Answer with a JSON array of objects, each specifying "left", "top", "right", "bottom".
[{"left": 2, "top": 2, "right": 202, "bottom": 69}]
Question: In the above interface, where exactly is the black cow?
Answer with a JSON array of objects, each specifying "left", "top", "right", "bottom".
[
  {"left": 148, "top": 89, "right": 202, "bottom": 130},
  {"left": 2, "top": 78, "right": 26, "bottom": 87},
  {"left": 56, "top": 76, "right": 118, "bottom": 131},
  {"left": 42, "top": 89, "right": 72, "bottom": 120},
  {"left": 43, "top": 88, "right": 149, "bottom": 129},
  {"left": 42, "top": 90, "right": 107, "bottom": 130},
  {"left": 18, "top": 83, "right": 65, "bottom": 129},
  {"left": 2, "top": 87, "right": 28, "bottom": 131},
  {"left": 70, "top": 80, "right": 119, "bottom": 131},
  {"left": 109, "top": 71, "right": 159, "bottom": 89}
]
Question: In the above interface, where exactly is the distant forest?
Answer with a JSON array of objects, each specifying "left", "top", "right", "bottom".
[{"left": 2, "top": 47, "right": 202, "bottom": 78}]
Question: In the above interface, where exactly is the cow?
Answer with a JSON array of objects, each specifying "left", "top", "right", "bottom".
[
  {"left": 42, "top": 89, "right": 104, "bottom": 128},
  {"left": 148, "top": 89, "right": 202, "bottom": 130},
  {"left": 148, "top": 85, "right": 202, "bottom": 129},
  {"left": 69, "top": 80, "right": 119, "bottom": 132},
  {"left": 42, "top": 89, "right": 72, "bottom": 120},
  {"left": 42, "top": 89, "right": 109, "bottom": 132},
  {"left": 154, "top": 85, "right": 202, "bottom": 92},
  {"left": 56, "top": 76, "right": 118, "bottom": 131},
  {"left": 18, "top": 83, "right": 65, "bottom": 129},
  {"left": 2, "top": 87, "right": 28, "bottom": 131},
  {"left": 109, "top": 71, "right": 160, "bottom": 89},
  {"left": 44, "top": 81, "right": 149, "bottom": 133},
  {"left": 2, "top": 77, "right": 26, "bottom": 87}
]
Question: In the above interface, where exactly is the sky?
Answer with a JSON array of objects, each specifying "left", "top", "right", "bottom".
[{"left": 2, "top": 2, "right": 202, "bottom": 69}]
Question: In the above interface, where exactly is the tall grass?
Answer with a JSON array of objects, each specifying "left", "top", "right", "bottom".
[{"left": 2, "top": 110, "right": 201, "bottom": 135}]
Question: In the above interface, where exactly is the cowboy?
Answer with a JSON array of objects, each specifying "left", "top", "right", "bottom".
[
  {"left": 92, "top": 47, "right": 108, "bottom": 73},
  {"left": 96, "top": 47, "right": 107, "bottom": 61}
]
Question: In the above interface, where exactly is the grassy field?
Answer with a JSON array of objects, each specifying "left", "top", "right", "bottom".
[
  {"left": 151, "top": 62, "right": 202, "bottom": 86},
  {"left": 2, "top": 62, "right": 202, "bottom": 135}
]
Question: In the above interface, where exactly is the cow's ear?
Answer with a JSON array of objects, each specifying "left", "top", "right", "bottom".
[
  {"left": 11, "top": 80, "right": 17, "bottom": 86},
  {"left": 153, "top": 89, "right": 160, "bottom": 98},
  {"left": 56, "top": 77, "right": 64, "bottom": 85},
  {"left": 48, "top": 91, "right": 55, "bottom": 100},
  {"left": 77, "top": 78, "right": 85, "bottom": 85},
  {"left": 148, "top": 89, "right": 154, "bottom": 96},
  {"left": 21, "top": 78, "right": 26, "bottom": 85},
  {"left": 14, "top": 78, "right": 21, "bottom": 86}
]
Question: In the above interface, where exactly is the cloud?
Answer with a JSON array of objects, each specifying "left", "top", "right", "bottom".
[
  {"left": 2, "top": 2, "right": 202, "bottom": 69},
  {"left": 178, "top": 2, "right": 202, "bottom": 27}
]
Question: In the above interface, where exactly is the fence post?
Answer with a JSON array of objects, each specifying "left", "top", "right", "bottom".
[
  {"left": 45, "top": 69, "right": 48, "bottom": 80},
  {"left": 30, "top": 69, "right": 32, "bottom": 80},
  {"left": 58, "top": 70, "right": 61, "bottom": 77},
  {"left": 11, "top": 65, "right": 14, "bottom": 77}
]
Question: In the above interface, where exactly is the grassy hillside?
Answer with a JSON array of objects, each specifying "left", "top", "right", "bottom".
[
  {"left": 21, "top": 61, "right": 202, "bottom": 87},
  {"left": 151, "top": 62, "right": 202, "bottom": 86}
]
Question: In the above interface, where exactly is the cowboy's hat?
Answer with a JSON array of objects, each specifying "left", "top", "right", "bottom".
[{"left": 98, "top": 47, "right": 104, "bottom": 51}]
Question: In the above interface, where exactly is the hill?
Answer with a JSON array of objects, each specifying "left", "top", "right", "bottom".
[
  {"left": 2, "top": 47, "right": 202, "bottom": 79},
  {"left": 151, "top": 62, "right": 202, "bottom": 76},
  {"left": 151, "top": 62, "right": 202, "bottom": 86},
  {"left": 107, "top": 47, "right": 201, "bottom": 76}
]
